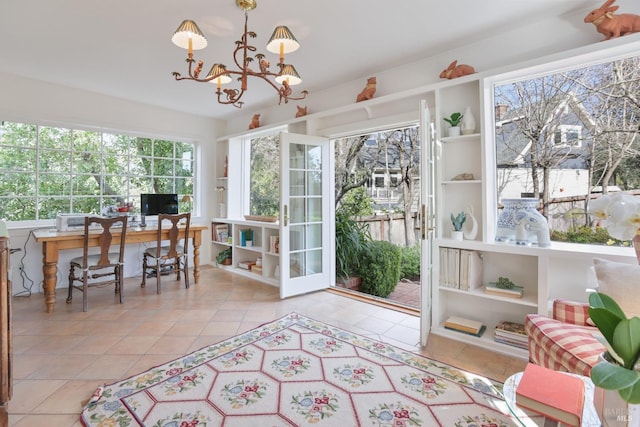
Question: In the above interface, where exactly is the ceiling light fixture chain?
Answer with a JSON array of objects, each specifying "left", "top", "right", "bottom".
[{"left": 171, "top": 0, "right": 308, "bottom": 109}]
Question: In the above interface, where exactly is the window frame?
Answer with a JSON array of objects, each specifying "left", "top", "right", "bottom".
[
  {"left": 483, "top": 38, "right": 640, "bottom": 246},
  {"left": 0, "top": 120, "right": 198, "bottom": 227}
]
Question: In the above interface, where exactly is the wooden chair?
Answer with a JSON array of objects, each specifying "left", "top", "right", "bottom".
[
  {"left": 141, "top": 213, "right": 190, "bottom": 294},
  {"left": 67, "top": 216, "right": 128, "bottom": 312}
]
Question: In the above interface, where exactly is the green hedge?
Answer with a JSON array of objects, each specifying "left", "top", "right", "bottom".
[
  {"left": 400, "top": 244, "right": 421, "bottom": 280},
  {"left": 357, "top": 241, "right": 402, "bottom": 298}
]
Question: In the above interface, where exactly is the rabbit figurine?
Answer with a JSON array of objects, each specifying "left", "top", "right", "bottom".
[
  {"left": 439, "top": 60, "right": 475, "bottom": 80},
  {"left": 584, "top": 0, "right": 640, "bottom": 40}
]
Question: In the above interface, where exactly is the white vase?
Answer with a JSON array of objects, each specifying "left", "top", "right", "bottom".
[
  {"left": 463, "top": 210, "right": 478, "bottom": 240},
  {"left": 448, "top": 126, "right": 461, "bottom": 137},
  {"left": 593, "top": 353, "right": 640, "bottom": 427},
  {"left": 461, "top": 106, "right": 476, "bottom": 135},
  {"left": 451, "top": 230, "right": 464, "bottom": 241},
  {"left": 594, "top": 387, "right": 640, "bottom": 427}
]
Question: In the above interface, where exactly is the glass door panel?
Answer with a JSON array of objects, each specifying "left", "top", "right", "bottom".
[{"left": 280, "top": 133, "right": 331, "bottom": 298}]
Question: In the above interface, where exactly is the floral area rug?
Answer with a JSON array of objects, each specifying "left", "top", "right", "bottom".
[{"left": 81, "top": 312, "right": 542, "bottom": 426}]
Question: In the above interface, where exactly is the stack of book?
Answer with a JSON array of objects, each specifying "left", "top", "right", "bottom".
[
  {"left": 439, "top": 248, "right": 483, "bottom": 291},
  {"left": 444, "top": 316, "right": 485, "bottom": 337},
  {"left": 213, "top": 224, "right": 229, "bottom": 243},
  {"left": 238, "top": 260, "right": 256, "bottom": 270},
  {"left": 494, "top": 320, "right": 528, "bottom": 350},
  {"left": 485, "top": 281, "right": 524, "bottom": 298}
]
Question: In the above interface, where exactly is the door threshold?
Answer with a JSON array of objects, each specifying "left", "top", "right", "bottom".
[{"left": 327, "top": 287, "right": 420, "bottom": 317}]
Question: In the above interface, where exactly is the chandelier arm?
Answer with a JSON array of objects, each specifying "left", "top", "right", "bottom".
[
  {"left": 216, "top": 84, "right": 246, "bottom": 108},
  {"left": 216, "top": 91, "right": 244, "bottom": 108}
]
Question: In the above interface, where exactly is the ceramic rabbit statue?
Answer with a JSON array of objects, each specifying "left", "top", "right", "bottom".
[
  {"left": 584, "top": 0, "right": 640, "bottom": 40},
  {"left": 439, "top": 60, "right": 475, "bottom": 79}
]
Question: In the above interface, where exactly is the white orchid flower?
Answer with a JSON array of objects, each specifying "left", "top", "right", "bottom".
[{"left": 590, "top": 192, "right": 640, "bottom": 241}]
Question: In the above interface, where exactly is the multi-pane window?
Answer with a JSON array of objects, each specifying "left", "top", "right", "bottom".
[
  {"left": 553, "top": 125, "right": 582, "bottom": 147},
  {"left": 0, "top": 121, "right": 195, "bottom": 222}
]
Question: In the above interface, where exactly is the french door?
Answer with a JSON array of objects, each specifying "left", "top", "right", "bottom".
[
  {"left": 279, "top": 132, "right": 333, "bottom": 298},
  {"left": 420, "top": 100, "right": 435, "bottom": 346}
]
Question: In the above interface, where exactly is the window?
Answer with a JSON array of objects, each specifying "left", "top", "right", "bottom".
[
  {"left": 0, "top": 121, "right": 195, "bottom": 222},
  {"left": 553, "top": 125, "right": 582, "bottom": 147},
  {"left": 492, "top": 53, "right": 640, "bottom": 244},
  {"left": 248, "top": 133, "right": 280, "bottom": 217}
]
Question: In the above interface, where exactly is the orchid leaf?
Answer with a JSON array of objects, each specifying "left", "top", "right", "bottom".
[
  {"left": 618, "top": 380, "right": 640, "bottom": 404},
  {"left": 591, "top": 361, "right": 638, "bottom": 390},
  {"left": 589, "top": 307, "right": 623, "bottom": 346},
  {"left": 612, "top": 317, "right": 640, "bottom": 370},
  {"left": 589, "top": 292, "right": 626, "bottom": 319}
]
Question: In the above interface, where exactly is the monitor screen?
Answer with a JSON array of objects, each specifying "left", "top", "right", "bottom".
[{"left": 140, "top": 193, "right": 179, "bottom": 216}]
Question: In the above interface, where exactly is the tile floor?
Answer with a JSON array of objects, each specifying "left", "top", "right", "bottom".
[{"left": 4, "top": 265, "right": 528, "bottom": 426}]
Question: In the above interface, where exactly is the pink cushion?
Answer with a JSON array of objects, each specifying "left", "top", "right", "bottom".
[
  {"left": 525, "top": 313, "right": 604, "bottom": 377},
  {"left": 552, "top": 299, "right": 591, "bottom": 326}
]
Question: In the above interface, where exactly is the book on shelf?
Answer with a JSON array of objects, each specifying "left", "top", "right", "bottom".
[
  {"left": 213, "top": 224, "right": 229, "bottom": 242},
  {"left": 439, "top": 247, "right": 482, "bottom": 290},
  {"left": 250, "top": 264, "right": 262, "bottom": 274},
  {"left": 444, "top": 316, "right": 485, "bottom": 336},
  {"left": 459, "top": 249, "right": 483, "bottom": 291},
  {"left": 494, "top": 320, "right": 528, "bottom": 349},
  {"left": 494, "top": 320, "right": 527, "bottom": 339},
  {"left": 445, "top": 324, "right": 486, "bottom": 337},
  {"left": 516, "top": 363, "right": 584, "bottom": 427},
  {"left": 485, "top": 281, "right": 524, "bottom": 298},
  {"left": 269, "top": 235, "right": 280, "bottom": 254},
  {"left": 238, "top": 260, "right": 256, "bottom": 270}
]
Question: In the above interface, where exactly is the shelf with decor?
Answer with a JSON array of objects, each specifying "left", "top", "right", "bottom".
[
  {"left": 432, "top": 238, "right": 539, "bottom": 358},
  {"left": 431, "top": 76, "right": 622, "bottom": 359},
  {"left": 431, "top": 78, "right": 546, "bottom": 359},
  {"left": 211, "top": 218, "right": 280, "bottom": 287}
]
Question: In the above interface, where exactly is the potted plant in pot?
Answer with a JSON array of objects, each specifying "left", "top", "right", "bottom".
[
  {"left": 444, "top": 112, "right": 463, "bottom": 137},
  {"left": 216, "top": 247, "right": 232, "bottom": 266},
  {"left": 450, "top": 211, "right": 466, "bottom": 240},
  {"left": 588, "top": 292, "right": 640, "bottom": 425}
]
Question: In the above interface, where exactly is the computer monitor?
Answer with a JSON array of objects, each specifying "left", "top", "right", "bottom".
[{"left": 140, "top": 193, "right": 178, "bottom": 226}]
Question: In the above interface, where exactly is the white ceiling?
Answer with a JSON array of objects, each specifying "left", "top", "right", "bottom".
[{"left": 0, "top": 0, "right": 608, "bottom": 120}]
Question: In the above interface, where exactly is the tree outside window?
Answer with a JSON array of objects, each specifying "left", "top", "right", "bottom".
[{"left": 0, "top": 121, "right": 195, "bottom": 222}]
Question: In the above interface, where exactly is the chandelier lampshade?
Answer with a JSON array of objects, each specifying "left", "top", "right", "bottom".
[
  {"left": 171, "top": 20, "right": 208, "bottom": 52},
  {"left": 171, "top": 1, "right": 308, "bottom": 108},
  {"left": 266, "top": 26, "right": 300, "bottom": 60},
  {"left": 276, "top": 64, "right": 302, "bottom": 85},
  {"left": 207, "top": 64, "right": 232, "bottom": 87}
]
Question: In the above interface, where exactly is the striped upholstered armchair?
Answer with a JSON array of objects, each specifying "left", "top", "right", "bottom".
[
  {"left": 524, "top": 299, "right": 604, "bottom": 377},
  {"left": 525, "top": 257, "right": 640, "bottom": 376}
]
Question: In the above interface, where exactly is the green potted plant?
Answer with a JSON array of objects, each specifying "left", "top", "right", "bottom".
[
  {"left": 444, "top": 112, "right": 463, "bottom": 137},
  {"left": 588, "top": 292, "right": 640, "bottom": 417},
  {"left": 335, "top": 209, "right": 371, "bottom": 286},
  {"left": 216, "top": 247, "right": 232, "bottom": 266},
  {"left": 450, "top": 211, "right": 466, "bottom": 240}
]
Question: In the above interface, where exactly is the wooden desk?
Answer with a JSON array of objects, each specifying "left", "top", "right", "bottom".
[{"left": 33, "top": 224, "right": 208, "bottom": 313}]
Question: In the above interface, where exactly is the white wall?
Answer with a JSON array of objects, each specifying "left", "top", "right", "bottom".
[{"left": 0, "top": 73, "right": 224, "bottom": 297}]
